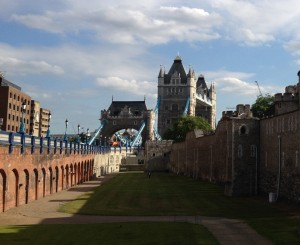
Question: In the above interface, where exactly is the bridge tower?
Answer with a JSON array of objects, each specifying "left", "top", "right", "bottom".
[
  {"left": 157, "top": 55, "right": 216, "bottom": 137},
  {"left": 99, "top": 100, "right": 154, "bottom": 147}
]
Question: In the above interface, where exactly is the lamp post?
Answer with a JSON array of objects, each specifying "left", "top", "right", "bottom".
[
  {"left": 63, "top": 119, "right": 68, "bottom": 141},
  {"left": 46, "top": 111, "right": 51, "bottom": 138},
  {"left": 19, "top": 102, "right": 27, "bottom": 134},
  {"left": 77, "top": 124, "right": 80, "bottom": 143}
]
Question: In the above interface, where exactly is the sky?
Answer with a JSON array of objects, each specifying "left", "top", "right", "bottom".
[{"left": 1, "top": 0, "right": 300, "bottom": 134}]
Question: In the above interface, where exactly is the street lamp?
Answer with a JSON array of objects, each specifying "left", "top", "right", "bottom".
[
  {"left": 19, "top": 102, "right": 26, "bottom": 134},
  {"left": 46, "top": 111, "right": 51, "bottom": 138},
  {"left": 77, "top": 124, "right": 80, "bottom": 143},
  {"left": 63, "top": 119, "right": 68, "bottom": 141}
]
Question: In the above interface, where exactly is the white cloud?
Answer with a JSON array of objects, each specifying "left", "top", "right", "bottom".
[
  {"left": 284, "top": 40, "right": 300, "bottom": 56},
  {"left": 204, "top": 69, "right": 282, "bottom": 96},
  {"left": 11, "top": 5, "right": 222, "bottom": 44},
  {"left": 0, "top": 55, "right": 64, "bottom": 76},
  {"left": 96, "top": 77, "right": 157, "bottom": 98}
]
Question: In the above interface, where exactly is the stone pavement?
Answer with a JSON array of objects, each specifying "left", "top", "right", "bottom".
[{"left": 0, "top": 174, "right": 273, "bottom": 245}]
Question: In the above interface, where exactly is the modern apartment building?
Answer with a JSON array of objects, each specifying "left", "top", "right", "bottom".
[
  {"left": 0, "top": 77, "right": 31, "bottom": 134},
  {"left": 0, "top": 76, "right": 50, "bottom": 136}
]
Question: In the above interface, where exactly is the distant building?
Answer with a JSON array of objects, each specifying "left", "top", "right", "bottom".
[
  {"left": 157, "top": 55, "right": 216, "bottom": 137},
  {"left": 0, "top": 77, "right": 31, "bottom": 133},
  {"left": 39, "top": 108, "right": 51, "bottom": 137},
  {"left": 30, "top": 100, "right": 41, "bottom": 136},
  {"left": 0, "top": 76, "right": 50, "bottom": 136}
]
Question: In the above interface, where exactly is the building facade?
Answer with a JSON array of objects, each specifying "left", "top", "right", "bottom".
[
  {"left": 0, "top": 77, "right": 31, "bottom": 134},
  {"left": 30, "top": 100, "right": 40, "bottom": 136},
  {"left": 157, "top": 55, "right": 216, "bottom": 137},
  {"left": 39, "top": 108, "right": 51, "bottom": 137},
  {"left": 0, "top": 77, "right": 50, "bottom": 136}
]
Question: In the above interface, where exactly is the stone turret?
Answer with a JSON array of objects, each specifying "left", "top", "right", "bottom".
[{"left": 187, "top": 66, "right": 196, "bottom": 116}]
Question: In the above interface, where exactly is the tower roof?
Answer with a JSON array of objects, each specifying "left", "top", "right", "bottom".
[
  {"left": 107, "top": 101, "right": 147, "bottom": 117},
  {"left": 196, "top": 75, "right": 208, "bottom": 90},
  {"left": 165, "top": 56, "right": 187, "bottom": 83}
]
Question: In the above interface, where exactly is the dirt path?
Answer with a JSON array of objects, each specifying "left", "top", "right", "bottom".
[{"left": 0, "top": 174, "right": 272, "bottom": 245}]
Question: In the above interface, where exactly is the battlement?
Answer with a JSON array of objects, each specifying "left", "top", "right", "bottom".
[
  {"left": 222, "top": 104, "right": 252, "bottom": 119},
  {"left": 274, "top": 92, "right": 298, "bottom": 102}
]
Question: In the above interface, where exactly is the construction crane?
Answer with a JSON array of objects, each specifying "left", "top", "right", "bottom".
[{"left": 255, "top": 81, "right": 263, "bottom": 96}]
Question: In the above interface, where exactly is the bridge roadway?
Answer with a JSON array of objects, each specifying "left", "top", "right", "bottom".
[{"left": 0, "top": 174, "right": 272, "bottom": 245}]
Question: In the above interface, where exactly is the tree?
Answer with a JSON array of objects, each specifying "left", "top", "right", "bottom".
[
  {"left": 163, "top": 115, "right": 212, "bottom": 142},
  {"left": 251, "top": 94, "right": 274, "bottom": 118}
]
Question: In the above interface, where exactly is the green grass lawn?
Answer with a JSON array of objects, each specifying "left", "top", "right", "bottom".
[
  {"left": 1, "top": 172, "right": 300, "bottom": 244},
  {"left": 0, "top": 223, "right": 219, "bottom": 245},
  {"left": 59, "top": 172, "right": 300, "bottom": 244},
  {"left": 60, "top": 173, "right": 286, "bottom": 218}
]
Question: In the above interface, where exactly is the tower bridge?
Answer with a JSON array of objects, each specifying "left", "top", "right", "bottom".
[
  {"left": 88, "top": 55, "right": 216, "bottom": 146},
  {"left": 88, "top": 100, "right": 157, "bottom": 147}
]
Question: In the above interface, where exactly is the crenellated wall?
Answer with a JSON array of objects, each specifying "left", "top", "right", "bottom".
[{"left": 168, "top": 111, "right": 260, "bottom": 196}]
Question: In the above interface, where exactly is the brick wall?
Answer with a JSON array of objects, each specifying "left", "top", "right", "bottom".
[
  {"left": 169, "top": 117, "right": 260, "bottom": 196},
  {"left": 0, "top": 146, "right": 110, "bottom": 212},
  {"left": 260, "top": 110, "right": 300, "bottom": 201}
]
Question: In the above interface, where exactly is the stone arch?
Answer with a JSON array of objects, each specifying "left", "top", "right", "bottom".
[
  {"left": 42, "top": 168, "right": 46, "bottom": 197},
  {"left": 0, "top": 169, "right": 7, "bottom": 212},
  {"left": 74, "top": 163, "right": 77, "bottom": 186},
  {"left": 80, "top": 162, "right": 84, "bottom": 183},
  {"left": 83, "top": 161, "right": 87, "bottom": 182},
  {"left": 77, "top": 162, "right": 80, "bottom": 184},
  {"left": 24, "top": 169, "right": 29, "bottom": 204},
  {"left": 12, "top": 169, "right": 19, "bottom": 207},
  {"left": 61, "top": 166, "right": 64, "bottom": 190},
  {"left": 70, "top": 164, "right": 74, "bottom": 187},
  {"left": 33, "top": 169, "right": 38, "bottom": 200},
  {"left": 65, "top": 164, "right": 69, "bottom": 189},
  {"left": 49, "top": 167, "right": 53, "bottom": 194},
  {"left": 55, "top": 166, "right": 59, "bottom": 193},
  {"left": 239, "top": 125, "right": 249, "bottom": 135},
  {"left": 91, "top": 160, "right": 95, "bottom": 179}
]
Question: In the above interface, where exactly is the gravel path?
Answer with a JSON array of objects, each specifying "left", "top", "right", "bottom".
[{"left": 0, "top": 174, "right": 273, "bottom": 245}]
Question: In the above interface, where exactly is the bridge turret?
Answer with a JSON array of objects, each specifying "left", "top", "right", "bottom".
[
  {"left": 187, "top": 66, "right": 196, "bottom": 116},
  {"left": 209, "top": 82, "right": 217, "bottom": 129}
]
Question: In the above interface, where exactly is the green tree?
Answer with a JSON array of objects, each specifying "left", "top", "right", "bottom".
[
  {"left": 251, "top": 94, "right": 274, "bottom": 118},
  {"left": 163, "top": 115, "right": 212, "bottom": 142}
]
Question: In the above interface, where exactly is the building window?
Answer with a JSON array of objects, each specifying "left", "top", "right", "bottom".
[
  {"left": 134, "top": 120, "right": 137, "bottom": 125},
  {"left": 9, "top": 103, "right": 11, "bottom": 109},
  {"left": 239, "top": 125, "right": 249, "bottom": 135},
  {"left": 172, "top": 104, "right": 178, "bottom": 112},
  {"left": 9, "top": 92, "right": 12, "bottom": 98},
  {"left": 166, "top": 119, "right": 170, "bottom": 124},
  {"left": 113, "top": 121, "right": 116, "bottom": 125},
  {"left": 165, "top": 105, "right": 169, "bottom": 111},
  {"left": 13, "top": 94, "right": 16, "bottom": 99}
]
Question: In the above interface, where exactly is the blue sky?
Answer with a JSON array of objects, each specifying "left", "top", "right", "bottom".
[{"left": 1, "top": 0, "right": 300, "bottom": 134}]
